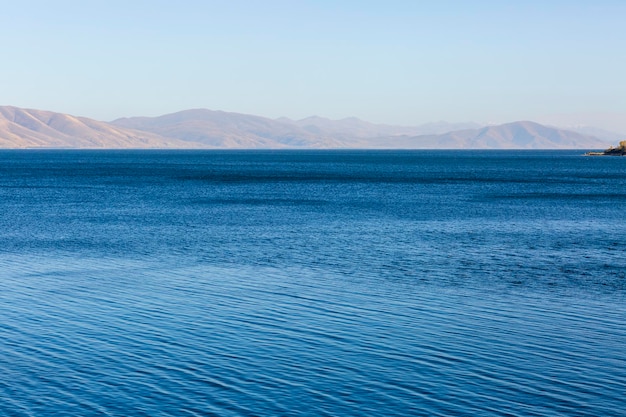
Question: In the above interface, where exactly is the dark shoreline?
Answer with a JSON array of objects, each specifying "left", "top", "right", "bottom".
[{"left": 586, "top": 140, "right": 626, "bottom": 156}]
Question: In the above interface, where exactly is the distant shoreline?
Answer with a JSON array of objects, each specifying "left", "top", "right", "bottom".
[{"left": 585, "top": 140, "right": 626, "bottom": 156}]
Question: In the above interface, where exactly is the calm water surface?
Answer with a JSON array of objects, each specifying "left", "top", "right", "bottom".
[{"left": 0, "top": 150, "right": 625, "bottom": 416}]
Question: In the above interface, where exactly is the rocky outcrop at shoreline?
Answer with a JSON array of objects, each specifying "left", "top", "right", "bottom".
[{"left": 586, "top": 140, "right": 626, "bottom": 156}]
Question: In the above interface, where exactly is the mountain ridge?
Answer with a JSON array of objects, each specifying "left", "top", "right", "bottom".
[
  {"left": 360, "top": 121, "right": 610, "bottom": 149},
  {"left": 111, "top": 108, "right": 345, "bottom": 148},
  {"left": 0, "top": 106, "right": 612, "bottom": 149},
  {"left": 0, "top": 106, "right": 198, "bottom": 149}
]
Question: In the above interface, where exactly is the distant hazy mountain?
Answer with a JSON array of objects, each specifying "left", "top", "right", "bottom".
[
  {"left": 112, "top": 109, "right": 345, "bottom": 148},
  {"left": 279, "top": 115, "right": 480, "bottom": 138},
  {"left": 0, "top": 106, "right": 192, "bottom": 149},
  {"left": 365, "top": 121, "right": 610, "bottom": 149},
  {"left": 0, "top": 106, "right": 611, "bottom": 149},
  {"left": 548, "top": 125, "right": 624, "bottom": 143}
]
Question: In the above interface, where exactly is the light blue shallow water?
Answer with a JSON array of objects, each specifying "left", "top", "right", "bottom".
[{"left": 0, "top": 150, "right": 625, "bottom": 416}]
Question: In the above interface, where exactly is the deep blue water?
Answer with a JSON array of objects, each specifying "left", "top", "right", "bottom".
[{"left": 0, "top": 150, "right": 625, "bottom": 416}]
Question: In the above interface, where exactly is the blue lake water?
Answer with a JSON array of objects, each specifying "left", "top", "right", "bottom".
[{"left": 0, "top": 150, "right": 625, "bottom": 416}]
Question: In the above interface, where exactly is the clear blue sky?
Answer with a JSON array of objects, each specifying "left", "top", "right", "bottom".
[{"left": 2, "top": 1, "right": 625, "bottom": 126}]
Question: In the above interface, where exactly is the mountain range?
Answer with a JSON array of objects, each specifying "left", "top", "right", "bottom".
[
  {"left": 0, "top": 106, "right": 613, "bottom": 149},
  {"left": 0, "top": 106, "right": 192, "bottom": 149}
]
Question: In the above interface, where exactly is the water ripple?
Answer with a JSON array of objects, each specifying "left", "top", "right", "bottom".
[{"left": 2, "top": 151, "right": 626, "bottom": 416}]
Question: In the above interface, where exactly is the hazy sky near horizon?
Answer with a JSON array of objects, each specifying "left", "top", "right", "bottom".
[{"left": 2, "top": 1, "right": 625, "bottom": 127}]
